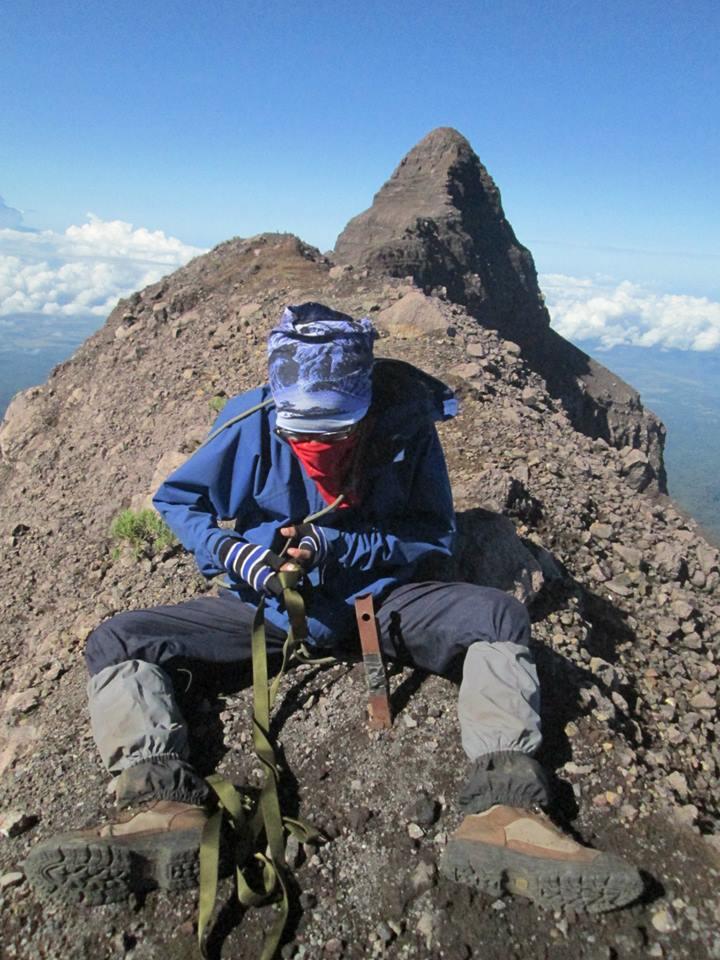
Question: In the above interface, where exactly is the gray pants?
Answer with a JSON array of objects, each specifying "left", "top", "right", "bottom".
[{"left": 86, "top": 583, "right": 542, "bottom": 804}]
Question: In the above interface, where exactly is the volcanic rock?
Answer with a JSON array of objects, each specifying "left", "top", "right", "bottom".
[{"left": 376, "top": 291, "right": 448, "bottom": 338}]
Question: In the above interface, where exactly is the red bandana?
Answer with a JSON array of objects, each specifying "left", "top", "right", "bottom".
[{"left": 289, "top": 434, "right": 359, "bottom": 508}]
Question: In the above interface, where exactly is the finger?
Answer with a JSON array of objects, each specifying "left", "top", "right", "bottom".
[
  {"left": 280, "top": 526, "right": 297, "bottom": 537},
  {"left": 287, "top": 547, "right": 312, "bottom": 562}
]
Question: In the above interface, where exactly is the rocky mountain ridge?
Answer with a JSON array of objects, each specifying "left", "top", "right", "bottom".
[{"left": 0, "top": 147, "right": 718, "bottom": 958}]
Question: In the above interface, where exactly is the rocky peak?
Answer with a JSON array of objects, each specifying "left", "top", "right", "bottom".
[
  {"left": 335, "top": 126, "right": 545, "bottom": 339},
  {"left": 335, "top": 127, "right": 667, "bottom": 491}
]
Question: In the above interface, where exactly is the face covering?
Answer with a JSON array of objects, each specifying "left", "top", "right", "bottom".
[{"left": 288, "top": 433, "right": 360, "bottom": 508}]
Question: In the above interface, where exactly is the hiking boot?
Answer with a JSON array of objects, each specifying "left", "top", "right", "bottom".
[
  {"left": 441, "top": 805, "right": 643, "bottom": 913},
  {"left": 25, "top": 800, "right": 208, "bottom": 905}
]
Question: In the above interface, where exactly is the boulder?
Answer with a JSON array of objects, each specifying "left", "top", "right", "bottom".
[
  {"left": 375, "top": 291, "right": 447, "bottom": 338},
  {"left": 0, "top": 388, "right": 46, "bottom": 461},
  {"left": 455, "top": 508, "right": 545, "bottom": 603},
  {"left": 621, "top": 447, "right": 653, "bottom": 492}
]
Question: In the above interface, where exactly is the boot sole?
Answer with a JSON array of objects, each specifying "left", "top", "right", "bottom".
[
  {"left": 25, "top": 828, "right": 203, "bottom": 906},
  {"left": 441, "top": 839, "right": 644, "bottom": 913}
]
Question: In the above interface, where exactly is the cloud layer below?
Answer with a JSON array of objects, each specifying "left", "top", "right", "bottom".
[
  {"left": 541, "top": 274, "right": 720, "bottom": 351},
  {"left": 0, "top": 215, "right": 204, "bottom": 320},
  {"left": 2, "top": 209, "right": 719, "bottom": 356}
]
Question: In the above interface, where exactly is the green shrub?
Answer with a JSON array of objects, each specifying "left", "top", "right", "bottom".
[
  {"left": 110, "top": 508, "right": 176, "bottom": 557},
  {"left": 209, "top": 394, "right": 228, "bottom": 413}
]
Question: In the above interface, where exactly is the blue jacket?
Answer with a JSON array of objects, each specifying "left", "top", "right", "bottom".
[{"left": 153, "top": 359, "right": 458, "bottom": 645}]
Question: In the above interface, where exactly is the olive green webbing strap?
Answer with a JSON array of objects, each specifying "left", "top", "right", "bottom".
[
  {"left": 198, "top": 496, "right": 345, "bottom": 957},
  {"left": 269, "top": 498, "right": 345, "bottom": 674},
  {"left": 198, "top": 569, "right": 319, "bottom": 959}
]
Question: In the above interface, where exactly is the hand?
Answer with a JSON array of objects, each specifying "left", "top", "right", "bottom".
[
  {"left": 218, "top": 539, "right": 285, "bottom": 596},
  {"left": 280, "top": 523, "right": 327, "bottom": 570}
]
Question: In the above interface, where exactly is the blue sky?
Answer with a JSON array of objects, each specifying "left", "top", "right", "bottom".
[{"left": 1, "top": 0, "right": 719, "bottom": 348}]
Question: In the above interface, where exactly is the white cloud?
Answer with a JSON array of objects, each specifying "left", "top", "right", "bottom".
[
  {"left": 541, "top": 274, "right": 720, "bottom": 352},
  {"left": 0, "top": 214, "right": 205, "bottom": 320}
]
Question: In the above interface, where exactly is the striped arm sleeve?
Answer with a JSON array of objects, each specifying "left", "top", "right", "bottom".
[{"left": 216, "top": 536, "right": 283, "bottom": 596}]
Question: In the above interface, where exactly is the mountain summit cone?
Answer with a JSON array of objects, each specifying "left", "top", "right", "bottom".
[
  {"left": 335, "top": 127, "right": 666, "bottom": 490},
  {"left": 335, "top": 126, "right": 546, "bottom": 338}
]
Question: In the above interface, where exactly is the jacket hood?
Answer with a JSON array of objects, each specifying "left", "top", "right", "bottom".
[{"left": 370, "top": 358, "right": 458, "bottom": 435}]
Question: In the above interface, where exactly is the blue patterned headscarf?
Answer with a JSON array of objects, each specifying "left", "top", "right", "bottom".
[{"left": 267, "top": 303, "right": 378, "bottom": 433}]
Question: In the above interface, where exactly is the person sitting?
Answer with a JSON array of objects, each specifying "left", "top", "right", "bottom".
[{"left": 27, "top": 302, "right": 642, "bottom": 916}]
